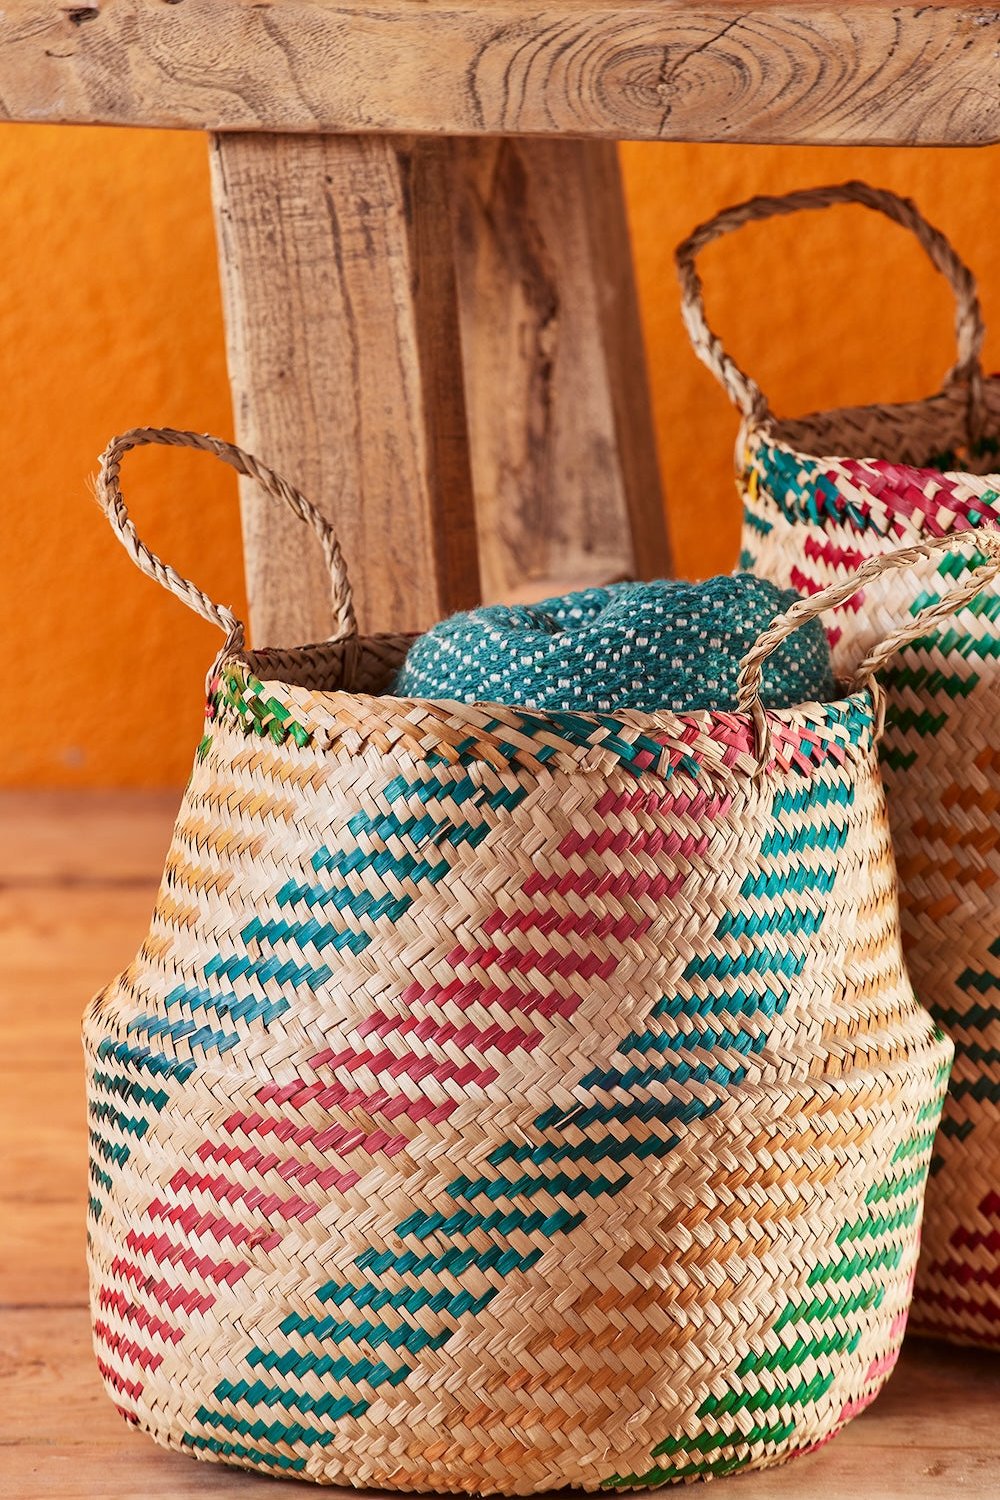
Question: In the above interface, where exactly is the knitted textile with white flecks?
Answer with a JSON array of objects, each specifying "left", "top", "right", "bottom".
[{"left": 392, "top": 575, "right": 836, "bottom": 712}]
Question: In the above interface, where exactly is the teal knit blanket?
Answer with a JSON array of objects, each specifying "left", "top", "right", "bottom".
[{"left": 392, "top": 576, "right": 835, "bottom": 713}]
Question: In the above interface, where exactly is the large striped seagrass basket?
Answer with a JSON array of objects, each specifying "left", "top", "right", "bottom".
[
  {"left": 87, "top": 428, "right": 969, "bottom": 1491},
  {"left": 677, "top": 181, "right": 1000, "bottom": 1348}
]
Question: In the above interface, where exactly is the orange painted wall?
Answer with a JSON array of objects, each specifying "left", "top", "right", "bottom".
[{"left": 1, "top": 125, "right": 998, "bottom": 788}]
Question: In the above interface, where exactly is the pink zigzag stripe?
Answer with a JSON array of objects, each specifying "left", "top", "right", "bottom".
[
  {"left": 97, "top": 1288, "right": 184, "bottom": 1345},
  {"left": 521, "top": 867, "right": 688, "bottom": 903},
  {"left": 147, "top": 1197, "right": 285, "bottom": 1250},
  {"left": 356, "top": 1014, "right": 544, "bottom": 1052},
  {"left": 593, "top": 784, "right": 732, "bottom": 819},
  {"left": 109, "top": 1258, "right": 216, "bottom": 1316},
  {"left": 311, "top": 1046, "right": 500, "bottom": 1090},
  {"left": 791, "top": 565, "right": 864, "bottom": 614},
  {"left": 803, "top": 534, "right": 869, "bottom": 573},
  {"left": 481, "top": 908, "right": 654, "bottom": 942},
  {"left": 124, "top": 1227, "right": 251, "bottom": 1286},
  {"left": 97, "top": 1357, "right": 145, "bottom": 1404},
  {"left": 254, "top": 1078, "right": 454, "bottom": 1118},
  {"left": 93, "top": 1322, "right": 164, "bottom": 1373},
  {"left": 228, "top": 1094, "right": 456, "bottom": 1134},
  {"left": 195, "top": 1138, "right": 373, "bottom": 1188},
  {"left": 165, "top": 1166, "right": 321, "bottom": 1223},
  {"left": 442, "top": 946, "right": 618, "bottom": 981},
  {"left": 92, "top": 774, "right": 723, "bottom": 1423},
  {"left": 837, "top": 459, "right": 1000, "bottom": 538}
]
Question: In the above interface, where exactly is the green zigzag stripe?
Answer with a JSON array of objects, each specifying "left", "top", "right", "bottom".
[{"left": 601, "top": 1102, "right": 943, "bottom": 1488}]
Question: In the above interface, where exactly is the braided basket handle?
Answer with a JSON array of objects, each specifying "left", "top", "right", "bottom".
[
  {"left": 736, "top": 528, "right": 1000, "bottom": 769},
  {"left": 675, "top": 181, "right": 985, "bottom": 425},
  {"left": 97, "top": 428, "right": 357, "bottom": 658}
]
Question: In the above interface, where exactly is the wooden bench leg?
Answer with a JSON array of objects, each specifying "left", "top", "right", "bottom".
[
  {"left": 210, "top": 133, "right": 668, "bottom": 642},
  {"left": 452, "top": 138, "right": 671, "bottom": 602},
  {"left": 209, "top": 131, "right": 481, "bottom": 641}
]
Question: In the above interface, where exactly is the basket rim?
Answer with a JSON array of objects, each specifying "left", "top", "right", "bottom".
[
  {"left": 747, "top": 374, "right": 1000, "bottom": 502},
  {"left": 225, "top": 645, "right": 876, "bottom": 731},
  {"left": 211, "top": 647, "right": 880, "bottom": 783}
]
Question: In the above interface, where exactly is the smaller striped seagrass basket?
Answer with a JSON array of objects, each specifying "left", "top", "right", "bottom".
[
  {"left": 86, "top": 429, "right": 971, "bottom": 1492},
  {"left": 677, "top": 181, "right": 1000, "bottom": 1348}
]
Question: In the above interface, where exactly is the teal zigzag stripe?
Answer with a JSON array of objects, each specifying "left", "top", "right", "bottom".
[{"left": 185, "top": 760, "right": 856, "bottom": 1472}]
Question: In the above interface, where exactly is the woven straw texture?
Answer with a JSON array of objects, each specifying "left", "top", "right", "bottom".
[
  {"left": 678, "top": 180, "right": 1000, "bottom": 1349},
  {"left": 85, "top": 430, "right": 960, "bottom": 1492}
]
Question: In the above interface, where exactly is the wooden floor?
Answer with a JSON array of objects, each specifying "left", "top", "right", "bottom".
[{"left": 2, "top": 790, "right": 998, "bottom": 1499}]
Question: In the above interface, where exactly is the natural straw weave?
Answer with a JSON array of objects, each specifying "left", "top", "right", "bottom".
[
  {"left": 86, "top": 429, "right": 967, "bottom": 1491},
  {"left": 678, "top": 180, "right": 1000, "bottom": 1349}
]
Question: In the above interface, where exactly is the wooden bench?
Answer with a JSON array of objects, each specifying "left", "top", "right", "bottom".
[
  {"left": 2, "top": 8, "right": 999, "bottom": 1495},
  {"left": 4, "top": 1, "right": 998, "bottom": 639}
]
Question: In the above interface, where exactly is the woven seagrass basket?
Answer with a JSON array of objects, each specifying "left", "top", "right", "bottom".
[
  {"left": 677, "top": 180, "right": 1000, "bottom": 1349},
  {"left": 87, "top": 429, "right": 971, "bottom": 1492}
]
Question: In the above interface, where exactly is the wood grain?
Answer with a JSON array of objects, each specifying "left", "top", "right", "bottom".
[
  {"left": 453, "top": 138, "right": 669, "bottom": 601},
  {"left": 1, "top": 1, "right": 998, "bottom": 145},
  {"left": 0, "top": 789, "right": 176, "bottom": 887},
  {"left": 0, "top": 797, "right": 166, "bottom": 1306},
  {"left": 210, "top": 131, "right": 481, "bottom": 641},
  {"left": 577, "top": 141, "right": 673, "bottom": 581},
  {"left": 3, "top": 790, "right": 1000, "bottom": 1496},
  {"left": 0, "top": 879, "right": 162, "bottom": 1077},
  {"left": 1, "top": 1310, "right": 294, "bottom": 1498}
]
